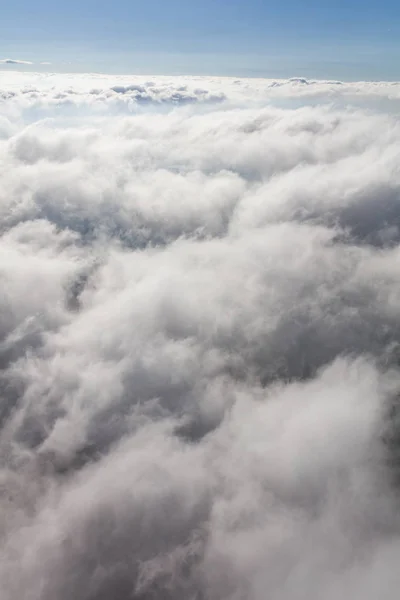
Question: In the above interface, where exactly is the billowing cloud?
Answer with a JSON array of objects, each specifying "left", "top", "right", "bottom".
[{"left": 1, "top": 73, "right": 400, "bottom": 599}]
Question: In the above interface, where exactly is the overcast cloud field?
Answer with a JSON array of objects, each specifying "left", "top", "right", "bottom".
[{"left": 2, "top": 71, "right": 400, "bottom": 599}]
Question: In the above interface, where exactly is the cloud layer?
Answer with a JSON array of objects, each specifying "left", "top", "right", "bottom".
[{"left": 1, "top": 73, "right": 400, "bottom": 599}]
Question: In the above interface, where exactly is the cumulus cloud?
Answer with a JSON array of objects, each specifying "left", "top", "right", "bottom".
[{"left": 1, "top": 72, "right": 400, "bottom": 599}]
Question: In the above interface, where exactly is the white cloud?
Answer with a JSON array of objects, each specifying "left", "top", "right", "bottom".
[{"left": 1, "top": 72, "right": 400, "bottom": 599}]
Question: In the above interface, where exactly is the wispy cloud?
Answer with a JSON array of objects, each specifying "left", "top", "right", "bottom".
[{"left": 0, "top": 58, "right": 33, "bottom": 65}]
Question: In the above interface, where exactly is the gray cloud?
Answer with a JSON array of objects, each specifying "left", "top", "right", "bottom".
[{"left": 1, "top": 73, "right": 400, "bottom": 599}]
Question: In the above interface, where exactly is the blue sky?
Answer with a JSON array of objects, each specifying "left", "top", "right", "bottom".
[{"left": 1, "top": 0, "right": 400, "bottom": 79}]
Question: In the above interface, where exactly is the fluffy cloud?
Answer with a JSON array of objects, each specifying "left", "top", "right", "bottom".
[{"left": 1, "top": 72, "right": 400, "bottom": 599}]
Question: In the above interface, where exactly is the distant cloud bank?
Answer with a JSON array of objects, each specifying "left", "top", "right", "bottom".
[{"left": 1, "top": 71, "right": 400, "bottom": 113}]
